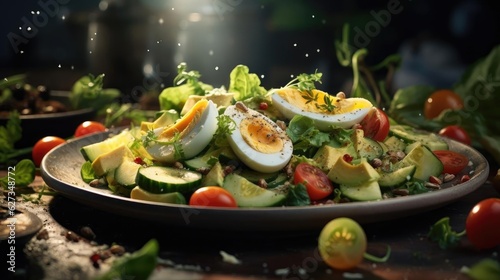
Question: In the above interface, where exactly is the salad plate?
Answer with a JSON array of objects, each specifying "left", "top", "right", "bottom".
[{"left": 40, "top": 129, "right": 489, "bottom": 232}]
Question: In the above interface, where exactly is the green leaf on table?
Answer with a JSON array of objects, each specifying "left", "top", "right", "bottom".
[
  {"left": 96, "top": 239, "right": 159, "bottom": 280},
  {"left": 463, "top": 258, "right": 500, "bottom": 280},
  {"left": 0, "top": 159, "right": 35, "bottom": 189},
  {"left": 427, "top": 217, "right": 465, "bottom": 249}
]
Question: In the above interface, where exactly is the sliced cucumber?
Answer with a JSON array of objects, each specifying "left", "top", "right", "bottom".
[
  {"left": 266, "top": 173, "right": 291, "bottom": 189},
  {"left": 378, "top": 165, "right": 416, "bottom": 188},
  {"left": 237, "top": 169, "right": 279, "bottom": 184},
  {"left": 383, "top": 136, "right": 407, "bottom": 152},
  {"left": 136, "top": 166, "right": 202, "bottom": 194},
  {"left": 390, "top": 125, "right": 448, "bottom": 151},
  {"left": 340, "top": 180, "right": 382, "bottom": 201},
  {"left": 81, "top": 130, "right": 136, "bottom": 162},
  {"left": 395, "top": 143, "right": 443, "bottom": 181},
  {"left": 130, "top": 186, "right": 186, "bottom": 204},
  {"left": 223, "top": 173, "right": 287, "bottom": 207},
  {"left": 115, "top": 160, "right": 142, "bottom": 188}
]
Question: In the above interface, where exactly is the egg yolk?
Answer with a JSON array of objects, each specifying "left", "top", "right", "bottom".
[
  {"left": 159, "top": 99, "right": 208, "bottom": 139},
  {"left": 240, "top": 117, "right": 283, "bottom": 154}
]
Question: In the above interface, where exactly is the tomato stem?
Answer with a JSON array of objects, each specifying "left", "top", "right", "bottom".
[{"left": 363, "top": 245, "right": 391, "bottom": 263}]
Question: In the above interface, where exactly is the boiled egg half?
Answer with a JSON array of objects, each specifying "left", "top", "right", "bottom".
[
  {"left": 146, "top": 99, "right": 218, "bottom": 163},
  {"left": 224, "top": 102, "right": 293, "bottom": 173},
  {"left": 271, "top": 88, "right": 373, "bottom": 130}
]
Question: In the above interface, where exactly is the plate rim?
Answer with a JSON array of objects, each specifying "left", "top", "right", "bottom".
[{"left": 40, "top": 129, "right": 490, "bottom": 231}]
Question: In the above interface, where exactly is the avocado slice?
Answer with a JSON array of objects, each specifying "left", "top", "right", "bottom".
[
  {"left": 313, "top": 144, "right": 356, "bottom": 173},
  {"left": 327, "top": 157, "right": 380, "bottom": 186}
]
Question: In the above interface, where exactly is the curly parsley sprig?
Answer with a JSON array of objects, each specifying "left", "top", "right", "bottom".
[{"left": 285, "top": 70, "right": 323, "bottom": 91}]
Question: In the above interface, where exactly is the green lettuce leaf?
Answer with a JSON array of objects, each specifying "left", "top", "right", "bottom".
[{"left": 228, "top": 65, "right": 267, "bottom": 101}]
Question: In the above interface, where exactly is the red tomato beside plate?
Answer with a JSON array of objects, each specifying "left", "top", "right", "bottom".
[{"left": 75, "top": 121, "right": 106, "bottom": 137}]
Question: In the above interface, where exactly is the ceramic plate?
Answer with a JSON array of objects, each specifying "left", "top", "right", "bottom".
[{"left": 40, "top": 129, "right": 489, "bottom": 232}]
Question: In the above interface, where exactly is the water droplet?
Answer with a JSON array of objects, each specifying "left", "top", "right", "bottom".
[
  {"left": 312, "top": 15, "right": 315, "bottom": 18},
  {"left": 71, "top": 65, "right": 75, "bottom": 70},
  {"left": 171, "top": 7, "right": 175, "bottom": 11},
  {"left": 215, "top": 66, "right": 219, "bottom": 71},
  {"left": 290, "top": 74, "right": 295, "bottom": 78},
  {"left": 157, "top": 40, "right": 161, "bottom": 44},
  {"left": 90, "top": 37, "right": 94, "bottom": 41},
  {"left": 305, "top": 53, "right": 309, "bottom": 57},
  {"left": 178, "top": 43, "right": 181, "bottom": 47},
  {"left": 31, "top": 11, "right": 35, "bottom": 15},
  {"left": 293, "top": 43, "right": 297, "bottom": 47},
  {"left": 317, "top": 49, "right": 320, "bottom": 53},
  {"left": 61, "top": 15, "right": 66, "bottom": 20},
  {"left": 260, "top": 74, "right": 265, "bottom": 79},
  {"left": 58, "top": 64, "right": 62, "bottom": 68},
  {"left": 20, "top": 51, "right": 24, "bottom": 54},
  {"left": 36, "top": 11, "right": 40, "bottom": 15},
  {"left": 147, "top": 49, "right": 150, "bottom": 52},
  {"left": 159, "top": 18, "right": 164, "bottom": 24},
  {"left": 209, "top": 50, "right": 214, "bottom": 56},
  {"left": 27, "top": 27, "right": 32, "bottom": 31},
  {"left": 89, "top": 51, "right": 93, "bottom": 54}
]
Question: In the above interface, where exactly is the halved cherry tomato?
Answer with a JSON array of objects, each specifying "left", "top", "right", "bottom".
[
  {"left": 318, "top": 217, "right": 367, "bottom": 270},
  {"left": 75, "top": 121, "right": 106, "bottom": 137},
  {"left": 465, "top": 198, "right": 500, "bottom": 249},
  {"left": 359, "top": 108, "right": 390, "bottom": 142},
  {"left": 32, "top": 136, "right": 66, "bottom": 166},
  {"left": 293, "top": 163, "right": 334, "bottom": 201},
  {"left": 189, "top": 186, "right": 237, "bottom": 208},
  {"left": 424, "top": 89, "right": 463, "bottom": 119},
  {"left": 439, "top": 125, "right": 471, "bottom": 145},
  {"left": 433, "top": 150, "right": 469, "bottom": 174}
]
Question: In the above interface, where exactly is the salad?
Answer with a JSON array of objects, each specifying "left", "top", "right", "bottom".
[{"left": 79, "top": 63, "right": 471, "bottom": 208}]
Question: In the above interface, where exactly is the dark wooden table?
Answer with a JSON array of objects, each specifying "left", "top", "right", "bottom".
[{"left": 1, "top": 172, "right": 499, "bottom": 280}]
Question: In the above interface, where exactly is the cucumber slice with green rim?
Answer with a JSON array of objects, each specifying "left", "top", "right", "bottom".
[
  {"left": 378, "top": 165, "right": 416, "bottom": 188},
  {"left": 130, "top": 186, "right": 186, "bottom": 204},
  {"left": 237, "top": 169, "right": 279, "bottom": 184},
  {"left": 115, "top": 160, "right": 142, "bottom": 188},
  {"left": 383, "top": 136, "right": 407, "bottom": 152},
  {"left": 223, "top": 173, "right": 287, "bottom": 207},
  {"left": 389, "top": 125, "right": 448, "bottom": 151},
  {"left": 266, "top": 173, "right": 291, "bottom": 189},
  {"left": 136, "top": 166, "right": 202, "bottom": 194},
  {"left": 395, "top": 143, "right": 443, "bottom": 181},
  {"left": 81, "top": 130, "right": 135, "bottom": 162},
  {"left": 340, "top": 180, "right": 382, "bottom": 201}
]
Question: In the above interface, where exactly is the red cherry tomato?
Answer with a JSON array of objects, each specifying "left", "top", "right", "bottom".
[
  {"left": 32, "top": 136, "right": 66, "bottom": 166},
  {"left": 293, "top": 163, "right": 334, "bottom": 201},
  {"left": 359, "top": 108, "right": 390, "bottom": 142},
  {"left": 424, "top": 89, "right": 464, "bottom": 119},
  {"left": 465, "top": 198, "right": 500, "bottom": 249},
  {"left": 432, "top": 150, "right": 469, "bottom": 175},
  {"left": 439, "top": 125, "right": 471, "bottom": 145},
  {"left": 75, "top": 121, "right": 106, "bottom": 137},
  {"left": 189, "top": 186, "right": 238, "bottom": 208}
]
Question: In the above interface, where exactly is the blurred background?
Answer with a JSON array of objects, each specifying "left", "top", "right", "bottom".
[{"left": 1, "top": 0, "right": 500, "bottom": 103}]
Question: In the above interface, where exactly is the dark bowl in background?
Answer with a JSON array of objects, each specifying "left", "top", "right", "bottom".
[{"left": 0, "top": 91, "right": 96, "bottom": 148}]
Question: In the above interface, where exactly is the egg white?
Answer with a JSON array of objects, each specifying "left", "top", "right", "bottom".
[
  {"left": 224, "top": 103, "right": 293, "bottom": 173},
  {"left": 271, "top": 92, "right": 372, "bottom": 131},
  {"left": 146, "top": 100, "right": 218, "bottom": 162}
]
